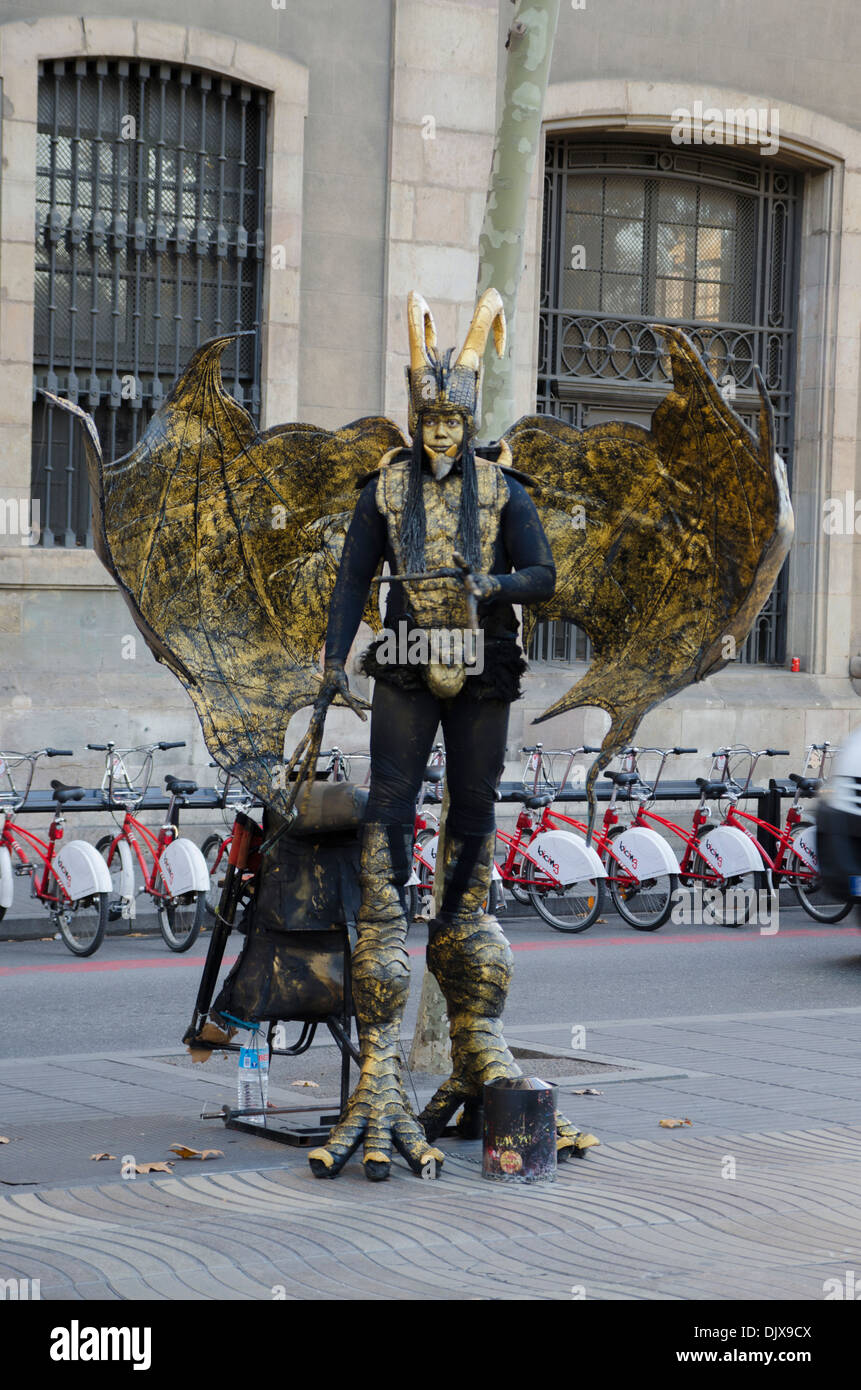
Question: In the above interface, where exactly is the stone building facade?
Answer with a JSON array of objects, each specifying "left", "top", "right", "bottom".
[{"left": 1, "top": 1, "right": 859, "bottom": 806}]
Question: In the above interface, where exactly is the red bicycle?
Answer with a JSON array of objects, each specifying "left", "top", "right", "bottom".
[
  {"left": 92, "top": 740, "right": 210, "bottom": 951},
  {"left": 408, "top": 753, "right": 446, "bottom": 922},
  {"left": 0, "top": 747, "right": 111, "bottom": 955},
  {"left": 708, "top": 743, "right": 850, "bottom": 923},
  {"left": 520, "top": 745, "right": 684, "bottom": 930},
  {"left": 604, "top": 745, "right": 784, "bottom": 926},
  {"left": 492, "top": 793, "right": 606, "bottom": 931},
  {"left": 201, "top": 766, "right": 263, "bottom": 920}
]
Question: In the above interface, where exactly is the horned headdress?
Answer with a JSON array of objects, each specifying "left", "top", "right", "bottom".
[{"left": 406, "top": 288, "right": 507, "bottom": 437}]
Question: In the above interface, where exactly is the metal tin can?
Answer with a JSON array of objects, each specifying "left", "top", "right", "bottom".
[{"left": 482, "top": 1076, "right": 557, "bottom": 1183}]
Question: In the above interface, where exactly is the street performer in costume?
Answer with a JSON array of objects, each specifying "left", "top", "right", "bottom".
[
  {"left": 50, "top": 278, "right": 793, "bottom": 1189},
  {"left": 304, "top": 290, "right": 596, "bottom": 1180}
]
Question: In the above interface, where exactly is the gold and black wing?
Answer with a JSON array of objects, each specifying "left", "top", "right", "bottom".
[
  {"left": 505, "top": 325, "right": 793, "bottom": 789},
  {"left": 47, "top": 336, "right": 406, "bottom": 811}
]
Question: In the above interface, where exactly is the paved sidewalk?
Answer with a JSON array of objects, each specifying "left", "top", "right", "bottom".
[{"left": 2, "top": 1007, "right": 861, "bottom": 1299}]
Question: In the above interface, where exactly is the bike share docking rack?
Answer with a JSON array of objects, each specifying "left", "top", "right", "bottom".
[{"left": 9, "top": 787, "right": 228, "bottom": 815}]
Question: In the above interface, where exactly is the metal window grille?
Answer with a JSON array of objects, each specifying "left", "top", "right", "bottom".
[
  {"left": 32, "top": 58, "right": 267, "bottom": 547},
  {"left": 532, "top": 140, "right": 801, "bottom": 667}
]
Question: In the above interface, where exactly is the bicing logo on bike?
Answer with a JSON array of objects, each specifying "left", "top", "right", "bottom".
[
  {"left": 618, "top": 841, "right": 638, "bottom": 871},
  {"left": 537, "top": 844, "right": 560, "bottom": 877}
]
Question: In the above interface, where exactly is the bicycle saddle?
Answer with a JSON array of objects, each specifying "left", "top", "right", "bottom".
[
  {"left": 164, "top": 774, "right": 198, "bottom": 796},
  {"left": 604, "top": 770, "right": 640, "bottom": 786},
  {"left": 695, "top": 777, "right": 730, "bottom": 797},
  {"left": 50, "top": 779, "right": 85, "bottom": 804},
  {"left": 525, "top": 793, "right": 553, "bottom": 809},
  {"left": 424, "top": 765, "right": 444, "bottom": 783},
  {"left": 789, "top": 772, "right": 821, "bottom": 794}
]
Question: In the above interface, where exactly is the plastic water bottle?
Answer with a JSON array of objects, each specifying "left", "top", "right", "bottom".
[{"left": 237, "top": 1035, "right": 269, "bottom": 1124}]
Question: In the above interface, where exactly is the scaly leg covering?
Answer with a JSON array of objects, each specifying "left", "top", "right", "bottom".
[
  {"left": 309, "top": 823, "right": 444, "bottom": 1182},
  {"left": 418, "top": 830, "right": 599, "bottom": 1161},
  {"left": 418, "top": 831, "right": 520, "bottom": 1140}
]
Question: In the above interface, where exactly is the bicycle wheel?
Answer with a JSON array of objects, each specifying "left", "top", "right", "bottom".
[
  {"left": 55, "top": 892, "right": 108, "bottom": 957},
  {"left": 692, "top": 825, "right": 764, "bottom": 927},
  {"left": 507, "top": 854, "right": 531, "bottom": 904},
  {"left": 409, "top": 830, "right": 436, "bottom": 921},
  {"left": 157, "top": 890, "right": 205, "bottom": 951},
  {"left": 523, "top": 857, "right": 604, "bottom": 932},
  {"left": 201, "top": 833, "right": 226, "bottom": 919},
  {"left": 96, "top": 834, "right": 128, "bottom": 923},
  {"left": 787, "top": 823, "right": 853, "bottom": 923},
  {"left": 606, "top": 829, "right": 676, "bottom": 930}
]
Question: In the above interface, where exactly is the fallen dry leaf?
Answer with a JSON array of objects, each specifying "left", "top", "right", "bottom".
[
  {"left": 659, "top": 1118, "right": 693, "bottom": 1129},
  {"left": 291, "top": 1079, "right": 319, "bottom": 1088},
  {"left": 168, "top": 1144, "right": 224, "bottom": 1161},
  {"left": 571, "top": 1088, "right": 603, "bottom": 1096},
  {"left": 132, "top": 1161, "right": 174, "bottom": 1174},
  {"left": 90, "top": 1152, "right": 117, "bottom": 1161}
]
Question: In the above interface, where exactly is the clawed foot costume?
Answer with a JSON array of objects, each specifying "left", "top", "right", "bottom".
[{"left": 53, "top": 281, "right": 792, "bottom": 1184}]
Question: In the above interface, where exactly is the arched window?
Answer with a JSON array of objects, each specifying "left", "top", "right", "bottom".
[
  {"left": 31, "top": 58, "right": 267, "bottom": 546},
  {"left": 532, "top": 139, "right": 801, "bottom": 666}
]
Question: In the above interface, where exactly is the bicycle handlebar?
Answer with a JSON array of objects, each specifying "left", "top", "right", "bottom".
[
  {"left": 0, "top": 748, "right": 74, "bottom": 762},
  {"left": 709, "top": 745, "right": 789, "bottom": 759},
  {"left": 0, "top": 748, "right": 75, "bottom": 809},
  {"left": 637, "top": 745, "right": 698, "bottom": 756},
  {"left": 522, "top": 744, "right": 604, "bottom": 755},
  {"left": 89, "top": 739, "right": 186, "bottom": 756}
]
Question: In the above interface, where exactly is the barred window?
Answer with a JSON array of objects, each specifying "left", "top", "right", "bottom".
[
  {"left": 562, "top": 174, "right": 756, "bottom": 324},
  {"left": 32, "top": 58, "right": 267, "bottom": 547},
  {"left": 533, "top": 140, "right": 800, "bottom": 667}
]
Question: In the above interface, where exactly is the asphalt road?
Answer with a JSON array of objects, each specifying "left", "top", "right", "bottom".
[{"left": 2, "top": 902, "right": 859, "bottom": 1058}]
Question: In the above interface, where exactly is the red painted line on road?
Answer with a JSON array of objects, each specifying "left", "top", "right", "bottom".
[
  {"left": 0, "top": 954, "right": 238, "bottom": 977},
  {"left": 504, "top": 926, "right": 853, "bottom": 950},
  {"left": 408, "top": 924, "right": 851, "bottom": 956},
  {"left": 1, "top": 924, "right": 854, "bottom": 976}
]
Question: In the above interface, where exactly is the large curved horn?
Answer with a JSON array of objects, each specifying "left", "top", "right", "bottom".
[
  {"left": 455, "top": 288, "right": 506, "bottom": 372},
  {"left": 407, "top": 291, "right": 437, "bottom": 371}
]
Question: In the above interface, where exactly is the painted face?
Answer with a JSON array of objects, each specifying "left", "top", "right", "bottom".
[{"left": 422, "top": 412, "right": 465, "bottom": 479}]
